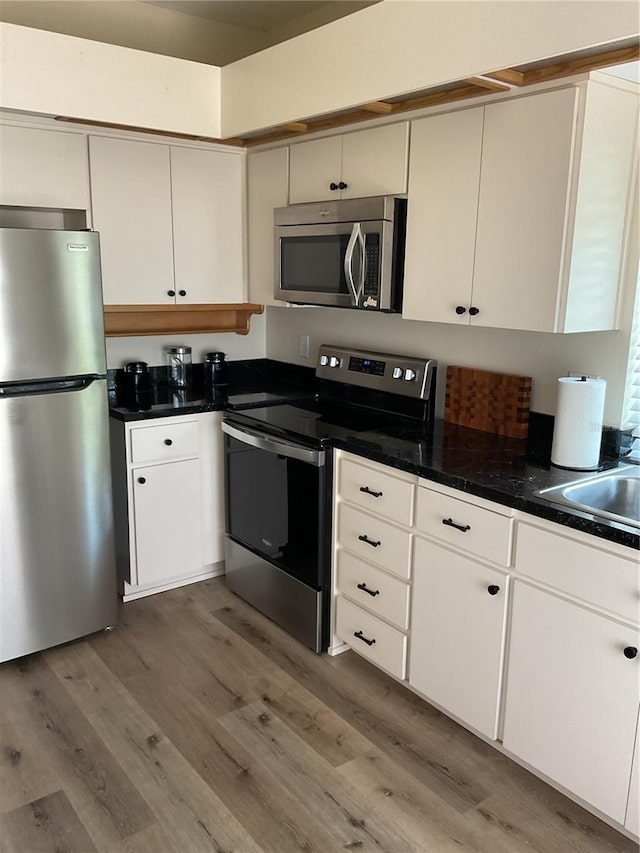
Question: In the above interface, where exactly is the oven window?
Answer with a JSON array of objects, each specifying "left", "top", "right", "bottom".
[
  {"left": 280, "top": 235, "right": 350, "bottom": 293},
  {"left": 224, "top": 435, "right": 325, "bottom": 588}
]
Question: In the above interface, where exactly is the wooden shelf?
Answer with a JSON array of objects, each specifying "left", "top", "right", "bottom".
[{"left": 104, "top": 303, "right": 264, "bottom": 337}]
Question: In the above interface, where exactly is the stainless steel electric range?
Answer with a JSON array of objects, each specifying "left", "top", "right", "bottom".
[{"left": 222, "top": 346, "right": 437, "bottom": 652}]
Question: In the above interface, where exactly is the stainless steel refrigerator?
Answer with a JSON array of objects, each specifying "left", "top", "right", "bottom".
[{"left": 0, "top": 228, "right": 117, "bottom": 663}]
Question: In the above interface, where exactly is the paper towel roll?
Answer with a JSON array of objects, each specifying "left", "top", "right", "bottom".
[{"left": 551, "top": 377, "right": 606, "bottom": 470}]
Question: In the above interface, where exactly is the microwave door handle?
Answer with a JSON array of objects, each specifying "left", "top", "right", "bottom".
[
  {"left": 357, "top": 225, "right": 366, "bottom": 303},
  {"left": 344, "top": 223, "right": 360, "bottom": 307}
]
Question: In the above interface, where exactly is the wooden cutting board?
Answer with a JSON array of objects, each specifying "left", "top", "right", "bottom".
[{"left": 444, "top": 365, "right": 532, "bottom": 439}]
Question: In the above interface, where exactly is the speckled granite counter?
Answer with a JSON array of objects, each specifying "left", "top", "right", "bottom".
[{"left": 333, "top": 420, "right": 639, "bottom": 550}]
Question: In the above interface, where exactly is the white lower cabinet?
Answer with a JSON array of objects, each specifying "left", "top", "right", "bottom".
[
  {"left": 626, "top": 715, "right": 640, "bottom": 835},
  {"left": 335, "top": 596, "right": 407, "bottom": 679},
  {"left": 409, "top": 538, "right": 508, "bottom": 739},
  {"left": 110, "top": 412, "right": 225, "bottom": 600},
  {"left": 502, "top": 580, "right": 639, "bottom": 825}
]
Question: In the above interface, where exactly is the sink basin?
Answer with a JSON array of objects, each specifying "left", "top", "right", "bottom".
[{"left": 535, "top": 465, "right": 640, "bottom": 529}]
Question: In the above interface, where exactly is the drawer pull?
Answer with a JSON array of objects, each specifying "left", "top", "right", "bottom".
[
  {"left": 359, "top": 486, "right": 383, "bottom": 498},
  {"left": 358, "top": 535, "right": 381, "bottom": 548},
  {"left": 357, "top": 582, "right": 380, "bottom": 598},
  {"left": 354, "top": 630, "right": 376, "bottom": 647},
  {"left": 442, "top": 517, "right": 471, "bottom": 533},
  {"left": 487, "top": 585, "right": 500, "bottom": 596},
  {"left": 624, "top": 646, "right": 638, "bottom": 659},
  {"left": 164, "top": 439, "right": 173, "bottom": 446}
]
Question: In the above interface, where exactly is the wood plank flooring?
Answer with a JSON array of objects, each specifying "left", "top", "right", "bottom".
[{"left": 0, "top": 577, "right": 636, "bottom": 853}]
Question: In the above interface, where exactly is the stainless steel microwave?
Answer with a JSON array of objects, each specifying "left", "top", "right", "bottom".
[{"left": 274, "top": 196, "right": 407, "bottom": 311}]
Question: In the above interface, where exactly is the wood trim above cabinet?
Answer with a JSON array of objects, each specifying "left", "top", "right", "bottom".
[{"left": 103, "top": 303, "right": 264, "bottom": 337}]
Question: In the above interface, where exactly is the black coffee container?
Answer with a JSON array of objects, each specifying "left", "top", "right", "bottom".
[
  {"left": 204, "top": 352, "right": 228, "bottom": 387},
  {"left": 123, "top": 361, "right": 152, "bottom": 394}
]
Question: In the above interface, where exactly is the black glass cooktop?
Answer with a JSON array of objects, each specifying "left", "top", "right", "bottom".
[{"left": 225, "top": 400, "right": 419, "bottom": 447}]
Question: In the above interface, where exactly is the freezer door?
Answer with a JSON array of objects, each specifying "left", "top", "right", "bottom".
[
  {"left": 0, "top": 378, "right": 117, "bottom": 662},
  {"left": 0, "top": 228, "right": 107, "bottom": 382}
]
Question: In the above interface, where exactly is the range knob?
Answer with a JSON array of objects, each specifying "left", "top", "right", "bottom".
[
  {"left": 319, "top": 354, "right": 329, "bottom": 366},
  {"left": 404, "top": 368, "right": 417, "bottom": 381},
  {"left": 392, "top": 367, "right": 403, "bottom": 379},
  {"left": 329, "top": 356, "right": 340, "bottom": 368}
]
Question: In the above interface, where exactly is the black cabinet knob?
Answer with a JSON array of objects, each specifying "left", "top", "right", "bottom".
[
  {"left": 624, "top": 646, "right": 638, "bottom": 659},
  {"left": 178, "top": 290, "right": 187, "bottom": 297},
  {"left": 338, "top": 181, "right": 348, "bottom": 190},
  {"left": 164, "top": 439, "right": 173, "bottom": 446},
  {"left": 469, "top": 306, "right": 480, "bottom": 316},
  {"left": 487, "top": 585, "right": 500, "bottom": 596},
  {"left": 329, "top": 182, "right": 339, "bottom": 191},
  {"left": 167, "top": 290, "right": 176, "bottom": 297},
  {"left": 137, "top": 477, "right": 146, "bottom": 484},
  {"left": 455, "top": 306, "right": 467, "bottom": 315}
]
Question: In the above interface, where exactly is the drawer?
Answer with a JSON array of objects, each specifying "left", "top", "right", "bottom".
[
  {"left": 339, "top": 456, "right": 414, "bottom": 526},
  {"left": 335, "top": 596, "right": 407, "bottom": 679},
  {"left": 515, "top": 522, "right": 639, "bottom": 622},
  {"left": 336, "top": 549, "right": 410, "bottom": 630},
  {"left": 415, "top": 486, "right": 513, "bottom": 566},
  {"left": 337, "top": 503, "right": 412, "bottom": 579},
  {"left": 130, "top": 420, "right": 199, "bottom": 465}
]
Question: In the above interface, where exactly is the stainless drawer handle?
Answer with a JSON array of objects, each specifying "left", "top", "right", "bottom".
[
  {"left": 359, "top": 486, "right": 383, "bottom": 498},
  {"left": 442, "top": 517, "right": 471, "bottom": 533},
  {"left": 358, "top": 535, "right": 381, "bottom": 548},
  {"left": 354, "top": 630, "right": 376, "bottom": 647},
  {"left": 357, "top": 582, "right": 380, "bottom": 598}
]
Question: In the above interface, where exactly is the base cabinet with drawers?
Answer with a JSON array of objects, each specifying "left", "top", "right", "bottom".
[
  {"left": 109, "top": 412, "right": 225, "bottom": 600},
  {"left": 330, "top": 450, "right": 640, "bottom": 838}
]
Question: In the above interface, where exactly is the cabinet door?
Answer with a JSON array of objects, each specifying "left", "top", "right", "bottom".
[
  {"left": 89, "top": 136, "right": 174, "bottom": 305},
  {"left": 472, "top": 88, "right": 579, "bottom": 331},
  {"left": 289, "top": 136, "right": 342, "bottom": 203},
  {"left": 171, "top": 146, "right": 245, "bottom": 304},
  {"left": 403, "top": 108, "right": 483, "bottom": 324},
  {"left": 626, "top": 712, "right": 639, "bottom": 836},
  {"left": 0, "top": 125, "right": 90, "bottom": 210},
  {"left": 409, "top": 538, "right": 508, "bottom": 739},
  {"left": 340, "top": 122, "right": 409, "bottom": 200},
  {"left": 132, "top": 459, "right": 201, "bottom": 588},
  {"left": 503, "top": 581, "right": 640, "bottom": 824},
  {"left": 248, "top": 147, "right": 289, "bottom": 305}
]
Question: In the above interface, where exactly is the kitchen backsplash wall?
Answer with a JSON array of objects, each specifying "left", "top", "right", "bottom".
[
  {"left": 266, "top": 306, "right": 632, "bottom": 427},
  {"left": 105, "top": 311, "right": 266, "bottom": 369}
]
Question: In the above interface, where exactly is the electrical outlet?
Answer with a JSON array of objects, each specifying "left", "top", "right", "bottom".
[{"left": 298, "top": 335, "right": 310, "bottom": 359}]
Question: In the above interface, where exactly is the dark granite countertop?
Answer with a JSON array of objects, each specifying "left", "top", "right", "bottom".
[{"left": 108, "top": 359, "right": 638, "bottom": 550}]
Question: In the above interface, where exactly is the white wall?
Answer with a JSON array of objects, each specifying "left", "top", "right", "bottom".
[
  {"left": 0, "top": 23, "right": 221, "bottom": 138},
  {"left": 222, "top": 0, "right": 640, "bottom": 136},
  {"left": 105, "top": 313, "right": 266, "bottom": 369}
]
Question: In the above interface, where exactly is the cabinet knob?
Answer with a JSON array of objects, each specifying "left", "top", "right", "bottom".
[
  {"left": 487, "top": 585, "right": 500, "bottom": 596},
  {"left": 338, "top": 181, "right": 348, "bottom": 190},
  {"left": 137, "top": 476, "right": 146, "bottom": 484},
  {"left": 167, "top": 290, "right": 176, "bottom": 297},
  {"left": 329, "top": 182, "right": 339, "bottom": 191},
  {"left": 164, "top": 439, "right": 173, "bottom": 446},
  {"left": 624, "top": 646, "right": 638, "bottom": 659},
  {"left": 178, "top": 290, "right": 187, "bottom": 297},
  {"left": 469, "top": 306, "right": 480, "bottom": 316},
  {"left": 455, "top": 306, "right": 467, "bottom": 315}
]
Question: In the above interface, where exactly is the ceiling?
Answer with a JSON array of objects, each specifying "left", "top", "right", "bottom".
[{"left": 144, "top": 1, "right": 346, "bottom": 33}]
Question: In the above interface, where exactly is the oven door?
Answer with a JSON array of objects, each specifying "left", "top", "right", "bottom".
[
  {"left": 275, "top": 221, "right": 386, "bottom": 308},
  {"left": 222, "top": 421, "right": 327, "bottom": 589}
]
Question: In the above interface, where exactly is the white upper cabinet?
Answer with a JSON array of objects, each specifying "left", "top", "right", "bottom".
[
  {"left": 247, "top": 146, "right": 289, "bottom": 306},
  {"left": 0, "top": 124, "right": 90, "bottom": 210},
  {"left": 289, "top": 122, "right": 409, "bottom": 203},
  {"left": 403, "top": 81, "right": 638, "bottom": 332},
  {"left": 89, "top": 135, "right": 175, "bottom": 305},
  {"left": 171, "top": 146, "right": 245, "bottom": 304},
  {"left": 90, "top": 135, "right": 245, "bottom": 306}
]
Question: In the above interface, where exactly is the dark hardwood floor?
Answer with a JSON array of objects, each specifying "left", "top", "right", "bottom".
[{"left": 0, "top": 577, "right": 636, "bottom": 853}]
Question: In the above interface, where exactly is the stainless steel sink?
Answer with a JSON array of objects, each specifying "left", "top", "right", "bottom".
[{"left": 535, "top": 465, "right": 640, "bottom": 529}]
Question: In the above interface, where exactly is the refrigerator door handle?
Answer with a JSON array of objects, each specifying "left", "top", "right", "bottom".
[{"left": 0, "top": 375, "right": 101, "bottom": 397}]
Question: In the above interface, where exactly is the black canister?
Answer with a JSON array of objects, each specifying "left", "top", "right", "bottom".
[
  {"left": 123, "top": 361, "right": 152, "bottom": 394},
  {"left": 204, "top": 352, "right": 228, "bottom": 387}
]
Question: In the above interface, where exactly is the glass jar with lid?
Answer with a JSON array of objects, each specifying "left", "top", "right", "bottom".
[{"left": 166, "top": 345, "right": 192, "bottom": 388}]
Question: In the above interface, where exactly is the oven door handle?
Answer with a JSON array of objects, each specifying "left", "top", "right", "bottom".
[{"left": 222, "top": 421, "right": 326, "bottom": 467}]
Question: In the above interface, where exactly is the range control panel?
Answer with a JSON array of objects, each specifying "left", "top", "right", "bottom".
[{"left": 316, "top": 345, "right": 437, "bottom": 400}]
